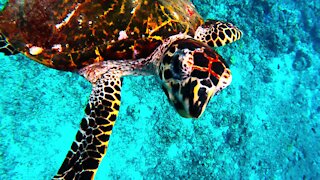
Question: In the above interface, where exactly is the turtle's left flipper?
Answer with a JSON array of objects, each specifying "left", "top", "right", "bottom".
[
  {"left": 0, "top": 33, "right": 18, "bottom": 55},
  {"left": 53, "top": 73, "right": 122, "bottom": 180},
  {"left": 194, "top": 20, "right": 243, "bottom": 47}
]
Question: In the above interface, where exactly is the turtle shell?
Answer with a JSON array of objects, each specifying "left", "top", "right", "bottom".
[{"left": 0, "top": 0, "right": 203, "bottom": 71}]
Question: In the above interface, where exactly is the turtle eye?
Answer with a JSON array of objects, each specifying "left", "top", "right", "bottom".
[
  {"left": 159, "top": 39, "right": 232, "bottom": 118},
  {"left": 159, "top": 45, "right": 193, "bottom": 81}
]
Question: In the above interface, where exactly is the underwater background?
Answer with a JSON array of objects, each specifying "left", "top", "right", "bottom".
[{"left": 0, "top": 0, "right": 319, "bottom": 179}]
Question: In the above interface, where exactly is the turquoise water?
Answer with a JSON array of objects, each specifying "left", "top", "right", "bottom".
[{"left": 0, "top": 0, "right": 319, "bottom": 179}]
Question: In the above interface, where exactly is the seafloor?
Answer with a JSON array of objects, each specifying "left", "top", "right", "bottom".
[{"left": 0, "top": 0, "right": 319, "bottom": 179}]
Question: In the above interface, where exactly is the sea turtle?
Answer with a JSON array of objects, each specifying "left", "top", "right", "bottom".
[{"left": 0, "top": 0, "right": 242, "bottom": 179}]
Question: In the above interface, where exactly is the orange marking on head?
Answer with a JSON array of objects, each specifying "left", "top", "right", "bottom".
[
  {"left": 192, "top": 65, "right": 207, "bottom": 71},
  {"left": 208, "top": 62, "right": 220, "bottom": 79},
  {"left": 192, "top": 51, "right": 223, "bottom": 79},
  {"left": 207, "top": 53, "right": 223, "bottom": 79}
]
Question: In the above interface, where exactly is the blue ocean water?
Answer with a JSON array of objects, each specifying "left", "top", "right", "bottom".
[{"left": 0, "top": 0, "right": 319, "bottom": 179}]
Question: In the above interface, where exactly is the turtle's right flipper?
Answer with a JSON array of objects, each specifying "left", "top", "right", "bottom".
[
  {"left": 53, "top": 72, "right": 122, "bottom": 180},
  {"left": 0, "top": 33, "right": 18, "bottom": 55},
  {"left": 194, "top": 20, "right": 243, "bottom": 47}
]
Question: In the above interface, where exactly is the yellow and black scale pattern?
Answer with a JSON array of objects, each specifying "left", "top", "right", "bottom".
[
  {"left": 0, "top": 0, "right": 203, "bottom": 71},
  {"left": 0, "top": 33, "right": 18, "bottom": 55},
  {"left": 54, "top": 72, "right": 122, "bottom": 179}
]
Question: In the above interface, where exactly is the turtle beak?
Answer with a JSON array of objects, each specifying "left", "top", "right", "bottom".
[
  {"left": 162, "top": 78, "right": 213, "bottom": 118},
  {"left": 162, "top": 69, "right": 231, "bottom": 118},
  {"left": 159, "top": 38, "right": 232, "bottom": 118}
]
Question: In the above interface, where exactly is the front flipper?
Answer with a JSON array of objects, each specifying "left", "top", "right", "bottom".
[
  {"left": 194, "top": 20, "right": 243, "bottom": 47},
  {"left": 0, "top": 33, "right": 18, "bottom": 55},
  {"left": 53, "top": 73, "right": 122, "bottom": 180}
]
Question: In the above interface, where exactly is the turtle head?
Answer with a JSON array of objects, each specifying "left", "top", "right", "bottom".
[{"left": 158, "top": 38, "right": 232, "bottom": 118}]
